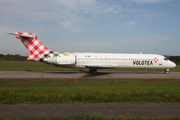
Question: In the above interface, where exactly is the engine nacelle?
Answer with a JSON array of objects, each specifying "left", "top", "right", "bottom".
[{"left": 47, "top": 55, "right": 76, "bottom": 65}]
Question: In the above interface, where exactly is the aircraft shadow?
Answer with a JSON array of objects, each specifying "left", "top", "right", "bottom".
[
  {"left": 28, "top": 71, "right": 163, "bottom": 75},
  {"left": 27, "top": 71, "right": 164, "bottom": 79},
  {"left": 107, "top": 71, "right": 163, "bottom": 74},
  {"left": 80, "top": 72, "right": 111, "bottom": 78},
  {"left": 28, "top": 71, "right": 81, "bottom": 74},
  {"left": 27, "top": 70, "right": 111, "bottom": 78}
]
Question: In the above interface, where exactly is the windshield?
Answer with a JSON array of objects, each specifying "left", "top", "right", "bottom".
[{"left": 164, "top": 57, "right": 168, "bottom": 61}]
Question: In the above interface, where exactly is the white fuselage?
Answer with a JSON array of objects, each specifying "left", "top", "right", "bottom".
[{"left": 47, "top": 52, "right": 176, "bottom": 70}]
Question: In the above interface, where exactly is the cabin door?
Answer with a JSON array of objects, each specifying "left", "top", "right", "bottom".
[{"left": 159, "top": 58, "right": 162, "bottom": 65}]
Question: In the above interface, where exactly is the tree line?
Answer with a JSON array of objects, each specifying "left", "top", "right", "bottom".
[
  {"left": 0, "top": 54, "right": 26, "bottom": 61},
  {"left": 0, "top": 54, "right": 180, "bottom": 64}
]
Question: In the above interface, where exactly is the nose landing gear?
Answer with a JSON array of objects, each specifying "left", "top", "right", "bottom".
[{"left": 165, "top": 69, "right": 169, "bottom": 74}]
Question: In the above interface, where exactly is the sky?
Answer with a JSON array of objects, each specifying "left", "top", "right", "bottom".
[{"left": 0, "top": 0, "right": 180, "bottom": 56}]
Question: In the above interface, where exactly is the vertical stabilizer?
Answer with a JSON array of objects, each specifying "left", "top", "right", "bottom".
[
  {"left": 15, "top": 32, "right": 50, "bottom": 55},
  {"left": 8, "top": 32, "right": 52, "bottom": 61}
]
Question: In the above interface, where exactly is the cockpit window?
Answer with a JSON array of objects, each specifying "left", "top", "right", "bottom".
[{"left": 164, "top": 57, "right": 168, "bottom": 61}]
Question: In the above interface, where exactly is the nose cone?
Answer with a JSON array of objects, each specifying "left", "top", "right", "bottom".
[{"left": 170, "top": 61, "right": 176, "bottom": 68}]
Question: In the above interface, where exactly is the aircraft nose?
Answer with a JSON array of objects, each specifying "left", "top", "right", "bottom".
[{"left": 170, "top": 61, "right": 176, "bottom": 68}]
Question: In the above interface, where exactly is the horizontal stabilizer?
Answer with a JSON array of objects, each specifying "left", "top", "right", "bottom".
[{"left": 7, "top": 33, "right": 34, "bottom": 39}]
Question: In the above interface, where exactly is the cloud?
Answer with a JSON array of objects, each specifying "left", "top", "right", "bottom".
[
  {"left": 0, "top": 0, "right": 121, "bottom": 21},
  {"left": 61, "top": 21, "right": 83, "bottom": 32},
  {"left": 0, "top": 0, "right": 71, "bottom": 20},
  {"left": 127, "top": 22, "right": 138, "bottom": 26},
  {"left": 0, "top": 0, "right": 126, "bottom": 32},
  {"left": 126, "top": 0, "right": 172, "bottom": 3},
  {"left": 91, "top": 5, "right": 123, "bottom": 18},
  {"left": 54, "top": 0, "right": 97, "bottom": 11}
]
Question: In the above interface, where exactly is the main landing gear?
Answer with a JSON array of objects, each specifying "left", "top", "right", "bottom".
[
  {"left": 165, "top": 69, "right": 169, "bottom": 74},
  {"left": 89, "top": 69, "right": 97, "bottom": 74}
]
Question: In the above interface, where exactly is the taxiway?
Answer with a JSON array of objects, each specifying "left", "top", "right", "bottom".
[
  {"left": 0, "top": 103, "right": 180, "bottom": 118},
  {"left": 0, "top": 71, "right": 180, "bottom": 79}
]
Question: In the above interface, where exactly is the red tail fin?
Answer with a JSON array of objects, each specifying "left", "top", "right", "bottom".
[
  {"left": 16, "top": 32, "right": 50, "bottom": 55},
  {"left": 8, "top": 32, "right": 52, "bottom": 61}
]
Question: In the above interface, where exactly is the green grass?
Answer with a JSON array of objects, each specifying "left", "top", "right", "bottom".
[
  {"left": 0, "top": 61, "right": 179, "bottom": 72},
  {"left": 0, "top": 79, "right": 180, "bottom": 104},
  {"left": 1, "top": 86, "right": 179, "bottom": 104},
  {"left": 0, "top": 78, "right": 180, "bottom": 87}
]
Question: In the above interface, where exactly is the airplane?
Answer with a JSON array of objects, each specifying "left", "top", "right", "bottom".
[{"left": 7, "top": 32, "right": 176, "bottom": 74}]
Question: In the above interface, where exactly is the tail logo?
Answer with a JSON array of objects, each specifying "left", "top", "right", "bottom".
[
  {"left": 154, "top": 57, "right": 158, "bottom": 63},
  {"left": 19, "top": 33, "right": 50, "bottom": 55},
  {"left": 8, "top": 32, "right": 51, "bottom": 61}
]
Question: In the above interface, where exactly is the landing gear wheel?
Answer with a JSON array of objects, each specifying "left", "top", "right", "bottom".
[
  {"left": 165, "top": 69, "right": 169, "bottom": 74},
  {"left": 89, "top": 69, "right": 97, "bottom": 74}
]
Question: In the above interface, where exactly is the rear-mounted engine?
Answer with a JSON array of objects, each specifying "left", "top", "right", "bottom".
[{"left": 47, "top": 55, "right": 76, "bottom": 65}]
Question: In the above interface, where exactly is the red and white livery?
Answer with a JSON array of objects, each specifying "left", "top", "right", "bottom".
[{"left": 8, "top": 32, "right": 176, "bottom": 74}]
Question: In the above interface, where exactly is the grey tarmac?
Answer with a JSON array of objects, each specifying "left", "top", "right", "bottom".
[
  {"left": 0, "top": 71, "right": 180, "bottom": 79},
  {"left": 0, "top": 103, "right": 180, "bottom": 119}
]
